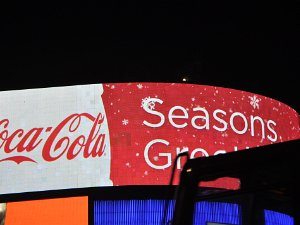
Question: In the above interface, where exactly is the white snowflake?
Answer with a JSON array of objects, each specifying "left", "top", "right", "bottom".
[
  {"left": 141, "top": 96, "right": 156, "bottom": 110},
  {"left": 148, "top": 101, "right": 155, "bottom": 109},
  {"left": 153, "top": 156, "right": 159, "bottom": 161},
  {"left": 249, "top": 95, "right": 261, "bottom": 109},
  {"left": 222, "top": 132, "right": 229, "bottom": 137},
  {"left": 125, "top": 162, "right": 131, "bottom": 168},
  {"left": 137, "top": 84, "right": 143, "bottom": 89},
  {"left": 191, "top": 97, "right": 195, "bottom": 101},
  {"left": 122, "top": 119, "right": 129, "bottom": 125},
  {"left": 141, "top": 96, "right": 150, "bottom": 107}
]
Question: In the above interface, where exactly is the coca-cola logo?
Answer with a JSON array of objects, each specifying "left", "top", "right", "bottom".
[{"left": 0, "top": 112, "right": 107, "bottom": 164}]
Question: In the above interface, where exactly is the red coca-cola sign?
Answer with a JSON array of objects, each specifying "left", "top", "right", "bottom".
[
  {"left": 0, "top": 83, "right": 299, "bottom": 194},
  {"left": 0, "top": 113, "right": 106, "bottom": 164}
]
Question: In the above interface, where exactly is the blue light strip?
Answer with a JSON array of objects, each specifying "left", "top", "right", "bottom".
[
  {"left": 94, "top": 200, "right": 241, "bottom": 225},
  {"left": 94, "top": 199, "right": 174, "bottom": 224},
  {"left": 193, "top": 201, "right": 240, "bottom": 225},
  {"left": 264, "top": 209, "right": 294, "bottom": 225}
]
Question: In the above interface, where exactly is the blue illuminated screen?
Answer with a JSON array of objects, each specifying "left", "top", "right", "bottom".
[
  {"left": 264, "top": 209, "right": 294, "bottom": 225},
  {"left": 94, "top": 200, "right": 241, "bottom": 225},
  {"left": 94, "top": 200, "right": 295, "bottom": 225}
]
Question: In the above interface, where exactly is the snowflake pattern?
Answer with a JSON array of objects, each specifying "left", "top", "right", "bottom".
[
  {"left": 122, "top": 119, "right": 129, "bottom": 125},
  {"left": 249, "top": 95, "right": 261, "bottom": 109},
  {"left": 137, "top": 84, "right": 143, "bottom": 89},
  {"left": 141, "top": 96, "right": 156, "bottom": 109},
  {"left": 221, "top": 132, "right": 229, "bottom": 137}
]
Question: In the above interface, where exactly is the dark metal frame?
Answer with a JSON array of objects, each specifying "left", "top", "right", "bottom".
[{"left": 172, "top": 139, "right": 300, "bottom": 225}]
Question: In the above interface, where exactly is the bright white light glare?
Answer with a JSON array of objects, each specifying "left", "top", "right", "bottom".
[{"left": 182, "top": 78, "right": 187, "bottom": 82}]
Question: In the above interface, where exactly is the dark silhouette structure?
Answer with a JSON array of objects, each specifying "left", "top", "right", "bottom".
[{"left": 172, "top": 139, "right": 300, "bottom": 225}]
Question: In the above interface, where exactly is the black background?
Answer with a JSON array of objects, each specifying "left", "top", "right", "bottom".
[{"left": 0, "top": 0, "right": 299, "bottom": 112}]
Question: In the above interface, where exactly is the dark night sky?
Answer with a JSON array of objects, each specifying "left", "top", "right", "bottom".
[{"left": 0, "top": 1, "right": 299, "bottom": 112}]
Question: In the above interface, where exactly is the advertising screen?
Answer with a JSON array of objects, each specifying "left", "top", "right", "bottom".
[
  {"left": 207, "top": 223, "right": 234, "bottom": 225},
  {"left": 0, "top": 83, "right": 299, "bottom": 194},
  {"left": 93, "top": 200, "right": 240, "bottom": 225},
  {"left": 3, "top": 196, "right": 88, "bottom": 225}
]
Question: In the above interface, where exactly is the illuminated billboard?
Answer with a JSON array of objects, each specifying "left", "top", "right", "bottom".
[
  {"left": 0, "top": 83, "right": 299, "bottom": 194},
  {"left": 4, "top": 197, "right": 88, "bottom": 225}
]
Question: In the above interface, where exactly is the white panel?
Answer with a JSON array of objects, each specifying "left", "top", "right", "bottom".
[{"left": 0, "top": 84, "right": 112, "bottom": 194}]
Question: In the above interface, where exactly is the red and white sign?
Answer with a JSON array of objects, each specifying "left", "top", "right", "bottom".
[
  {"left": 0, "top": 84, "right": 112, "bottom": 194},
  {"left": 0, "top": 83, "right": 299, "bottom": 194}
]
